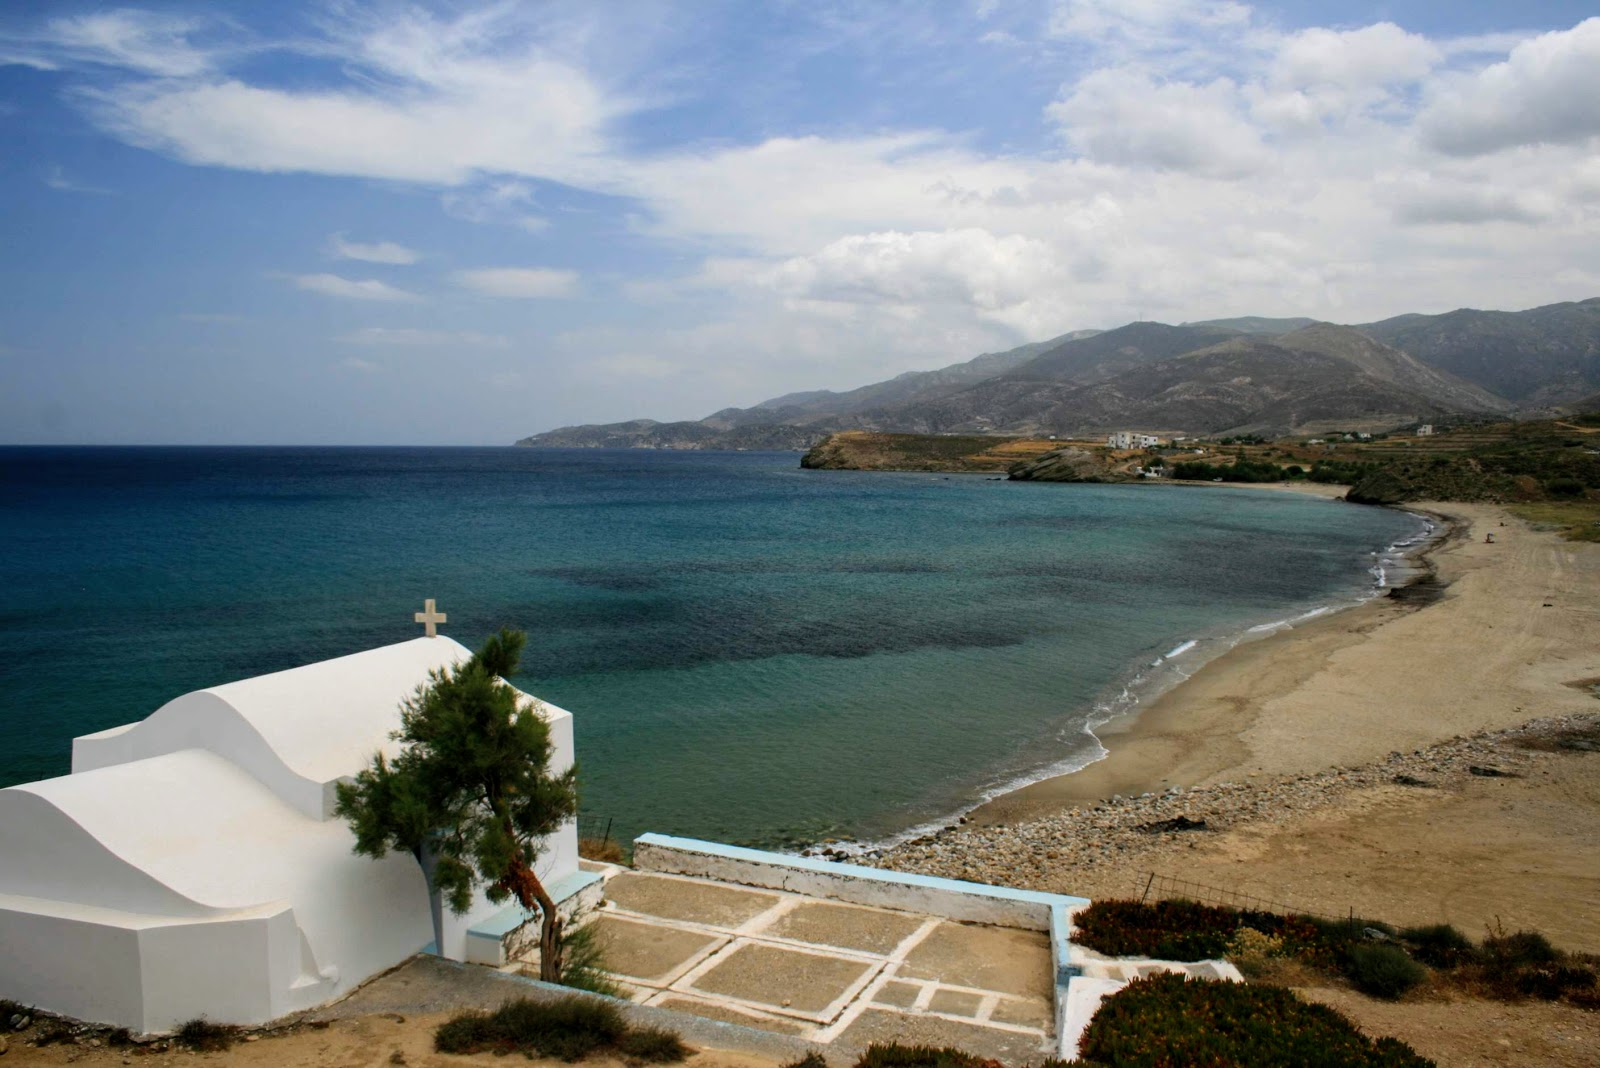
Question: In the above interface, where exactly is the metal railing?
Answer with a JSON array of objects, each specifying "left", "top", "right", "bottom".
[{"left": 576, "top": 814, "right": 615, "bottom": 846}]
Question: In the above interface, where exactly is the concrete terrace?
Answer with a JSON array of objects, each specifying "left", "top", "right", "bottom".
[{"left": 552, "top": 869, "right": 1057, "bottom": 1062}]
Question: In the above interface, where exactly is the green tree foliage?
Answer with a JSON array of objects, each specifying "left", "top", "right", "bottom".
[{"left": 336, "top": 629, "right": 579, "bottom": 981}]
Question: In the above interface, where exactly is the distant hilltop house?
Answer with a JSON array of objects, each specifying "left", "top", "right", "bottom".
[
  {"left": 1107, "top": 431, "right": 1163, "bottom": 449},
  {"left": 1416, "top": 424, "right": 1435, "bottom": 436}
]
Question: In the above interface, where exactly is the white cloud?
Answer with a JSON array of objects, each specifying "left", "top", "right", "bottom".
[
  {"left": 1049, "top": 69, "right": 1266, "bottom": 177},
  {"left": 287, "top": 273, "right": 418, "bottom": 302},
  {"left": 337, "top": 327, "right": 509, "bottom": 347},
  {"left": 1386, "top": 177, "right": 1558, "bottom": 226},
  {"left": 1048, "top": 0, "right": 1253, "bottom": 48},
  {"left": 768, "top": 229, "right": 1068, "bottom": 327},
  {"left": 30, "top": 9, "right": 216, "bottom": 77},
  {"left": 43, "top": 166, "right": 113, "bottom": 195},
  {"left": 328, "top": 234, "right": 420, "bottom": 265},
  {"left": 1421, "top": 18, "right": 1600, "bottom": 156},
  {"left": 455, "top": 267, "right": 578, "bottom": 299},
  {"left": 441, "top": 180, "right": 549, "bottom": 233},
  {"left": 75, "top": 7, "right": 618, "bottom": 187},
  {"left": 1272, "top": 23, "right": 1440, "bottom": 90}
]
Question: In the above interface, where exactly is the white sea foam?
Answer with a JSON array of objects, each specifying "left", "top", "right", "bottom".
[{"left": 1164, "top": 639, "right": 1199, "bottom": 659}]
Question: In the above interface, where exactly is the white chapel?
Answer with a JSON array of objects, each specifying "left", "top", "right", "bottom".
[{"left": 0, "top": 627, "right": 580, "bottom": 1033}]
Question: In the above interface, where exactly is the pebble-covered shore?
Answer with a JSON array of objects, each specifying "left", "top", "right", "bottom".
[{"left": 852, "top": 713, "right": 1598, "bottom": 899}]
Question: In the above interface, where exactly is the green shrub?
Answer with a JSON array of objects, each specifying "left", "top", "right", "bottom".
[
  {"left": 1514, "top": 964, "right": 1598, "bottom": 1001},
  {"left": 1078, "top": 974, "right": 1433, "bottom": 1067},
  {"left": 434, "top": 1012, "right": 498, "bottom": 1054},
  {"left": 618, "top": 1026, "right": 690, "bottom": 1063},
  {"left": 783, "top": 1055, "right": 830, "bottom": 1068},
  {"left": 1346, "top": 945, "right": 1427, "bottom": 999},
  {"left": 560, "top": 922, "right": 623, "bottom": 997},
  {"left": 1400, "top": 924, "right": 1476, "bottom": 969},
  {"left": 434, "top": 995, "right": 634, "bottom": 1061},
  {"left": 1482, "top": 929, "right": 1559, "bottom": 968},
  {"left": 175, "top": 1018, "right": 240, "bottom": 1052},
  {"left": 1546, "top": 477, "right": 1586, "bottom": 497},
  {"left": 854, "top": 1043, "right": 991, "bottom": 1068}
]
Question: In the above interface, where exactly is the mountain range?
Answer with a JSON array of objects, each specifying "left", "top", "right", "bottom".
[{"left": 517, "top": 298, "right": 1600, "bottom": 448}]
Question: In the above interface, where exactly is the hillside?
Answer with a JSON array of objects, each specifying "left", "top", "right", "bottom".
[
  {"left": 514, "top": 419, "right": 826, "bottom": 451},
  {"left": 870, "top": 324, "right": 1508, "bottom": 438},
  {"left": 1360, "top": 297, "right": 1600, "bottom": 405},
  {"left": 517, "top": 298, "right": 1597, "bottom": 449}
]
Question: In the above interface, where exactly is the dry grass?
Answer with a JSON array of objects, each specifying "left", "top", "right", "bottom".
[{"left": 1508, "top": 500, "right": 1600, "bottom": 542}]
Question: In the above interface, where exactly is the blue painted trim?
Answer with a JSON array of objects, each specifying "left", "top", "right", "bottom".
[
  {"left": 636, "top": 834, "right": 1091, "bottom": 908},
  {"left": 466, "top": 870, "right": 604, "bottom": 941}
]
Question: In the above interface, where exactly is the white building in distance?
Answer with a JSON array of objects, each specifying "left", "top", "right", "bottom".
[
  {"left": 1107, "top": 431, "right": 1163, "bottom": 449},
  {"left": 1416, "top": 424, "right": 1435, "bottom": 436},
  {"left": 0, "top": 634, "right": 579, "bottom": 1033}
]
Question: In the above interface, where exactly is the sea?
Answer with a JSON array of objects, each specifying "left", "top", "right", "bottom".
[{"left": 0, "top": 447, "right": 1425, "bottom": 849}]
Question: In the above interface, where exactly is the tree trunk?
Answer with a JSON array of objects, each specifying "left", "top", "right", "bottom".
[{"left": 497, "top": 853, "right": 564, "bottom": 983}]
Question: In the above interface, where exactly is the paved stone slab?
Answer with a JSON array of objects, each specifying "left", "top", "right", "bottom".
[
  {"left": 606, "top": 872, "right": 781, "bottom": 927},
  {"left": 652, "top": 996, "right": 809, "bottom": 1036},
  {"left": 691, "top": 943, "right": 874, "bottom": 1015},
  {"left": 990, "top": 996, "right": 1052, "bottom": 1029},
  {"left": 927, "top": 989, "right": 984, "bottom": 1017},
  {"left": 835, "top": 1008, "right": 1049, "bottom": 1064},
  {"left": 585, "top": 914, "right": 723, "bottom": 982},
  {"left": 767, "top": 902, "right": 926, "bottom": 955},
  {"left": 901, "top": 922, "right": 1052, "bottom": 1000},
  {"left": 871, "top": 981, "right": 922, "bottom": 1009}
]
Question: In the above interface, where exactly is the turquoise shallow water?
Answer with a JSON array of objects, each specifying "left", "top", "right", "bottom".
[{"left": 0, "top": 447, "right": 1421, "bottom": 847}]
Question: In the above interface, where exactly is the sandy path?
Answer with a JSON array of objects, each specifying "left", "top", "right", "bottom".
[{"left": 975, "top": 500, "right": 1600, "bottom": 822}]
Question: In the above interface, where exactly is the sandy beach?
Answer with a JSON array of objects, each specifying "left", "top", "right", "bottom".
[{"left": 972, "top": 491, "right": 1600, "bottom": 822}]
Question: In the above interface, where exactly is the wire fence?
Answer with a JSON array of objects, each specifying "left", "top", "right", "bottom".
[
  {"left": 576, "top": 814, "right": 616, "bottom": 845},
  {"left": 1134, "top": 870, "right": 1353, "bottom": 925}
]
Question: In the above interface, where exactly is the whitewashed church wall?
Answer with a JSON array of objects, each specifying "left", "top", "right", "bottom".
[
  {"left": 0, "top": 905, "right": 145, "bottom": 1030},
  {"left": 136, "top": 910, "right": 293, "bottom": 1031}
]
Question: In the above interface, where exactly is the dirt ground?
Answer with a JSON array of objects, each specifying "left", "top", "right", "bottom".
[{"left": 0, "top": 1015, "right": 784, "bottom": 1068}]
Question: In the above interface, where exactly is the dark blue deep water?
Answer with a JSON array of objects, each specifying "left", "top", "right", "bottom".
[{"left": 0, "top": 447, "right": 1420, "bottom": 847}]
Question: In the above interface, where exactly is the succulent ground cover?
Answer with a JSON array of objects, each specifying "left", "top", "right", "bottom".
[{"left": 1073, "top": 898, "right": 1600, "bottom": 1008}]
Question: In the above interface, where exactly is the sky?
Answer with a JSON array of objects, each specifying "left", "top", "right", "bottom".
[{"left": 2, "top": 1, "right": 1599, "bottom": 444}]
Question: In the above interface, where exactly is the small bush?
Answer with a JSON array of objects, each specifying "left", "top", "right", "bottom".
[
  {"left": 1514, "top": 964, "right": 1598, "bottom": 1001},
  {"left": 1346, "top": 945, "right": 1427, "bottom": 1000},
  {"left": 175, "top": 1018, "right": 240, "bottom": 1052},
  {"left": 560, "top": 922, "right": 623, "bottom": 997},
  {"left": 1482, "top": 929, "right": 1559, "bottom": 969},
  {"left": 783, "top": 1055, "right": 829, "bottom": 1068},
  {"left": 1400, "top": 924, "right": 1476, "bottom": 969},
  {"left": 434, "top": 996, "right": 679, "bottom": 1063},
  {"left": 617, "top": 1027, "right": 691, "bottom": 1063},
  {"left": 854, "top": 1044, "right": 991, "bottom": 1068},
  {"left": 1078, "top": 974, "right": 1434, "bottom": 1067}
]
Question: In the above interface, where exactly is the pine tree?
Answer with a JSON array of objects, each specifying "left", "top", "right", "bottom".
[{"left": 336, "top": 629, "right": 579, "bottom": 982}]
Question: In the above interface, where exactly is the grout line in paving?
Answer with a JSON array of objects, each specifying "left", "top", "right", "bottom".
[
  {"left": 974, "top": 993, "right": 1000, "bottom": 1023},
  {"left": 734, "top": 894, "right": 802, "bottom": 937}
]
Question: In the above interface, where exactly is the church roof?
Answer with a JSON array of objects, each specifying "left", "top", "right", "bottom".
[{"left": 74, "top": 637, "right": 472, "bottom": 819}]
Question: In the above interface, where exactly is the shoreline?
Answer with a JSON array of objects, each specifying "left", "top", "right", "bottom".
[
  {"left": 955, "top": 489, "right": 1600, "bottom": 826},
  {"left": 971, "top": 485, "right": 1463, "bottom": 825}
]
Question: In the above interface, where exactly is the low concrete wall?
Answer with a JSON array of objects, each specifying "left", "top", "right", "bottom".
[{"left": 634, "top": 834, "right": 1087, "bottom": 932}]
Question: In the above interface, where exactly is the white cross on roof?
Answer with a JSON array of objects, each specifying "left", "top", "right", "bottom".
[{"left": 413, "top": 598, "right": 447, "bottom": 638}]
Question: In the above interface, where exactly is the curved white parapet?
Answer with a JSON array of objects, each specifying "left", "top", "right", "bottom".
[{"left": 73, "top": 638, "right": 472, "bottom": 819}]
